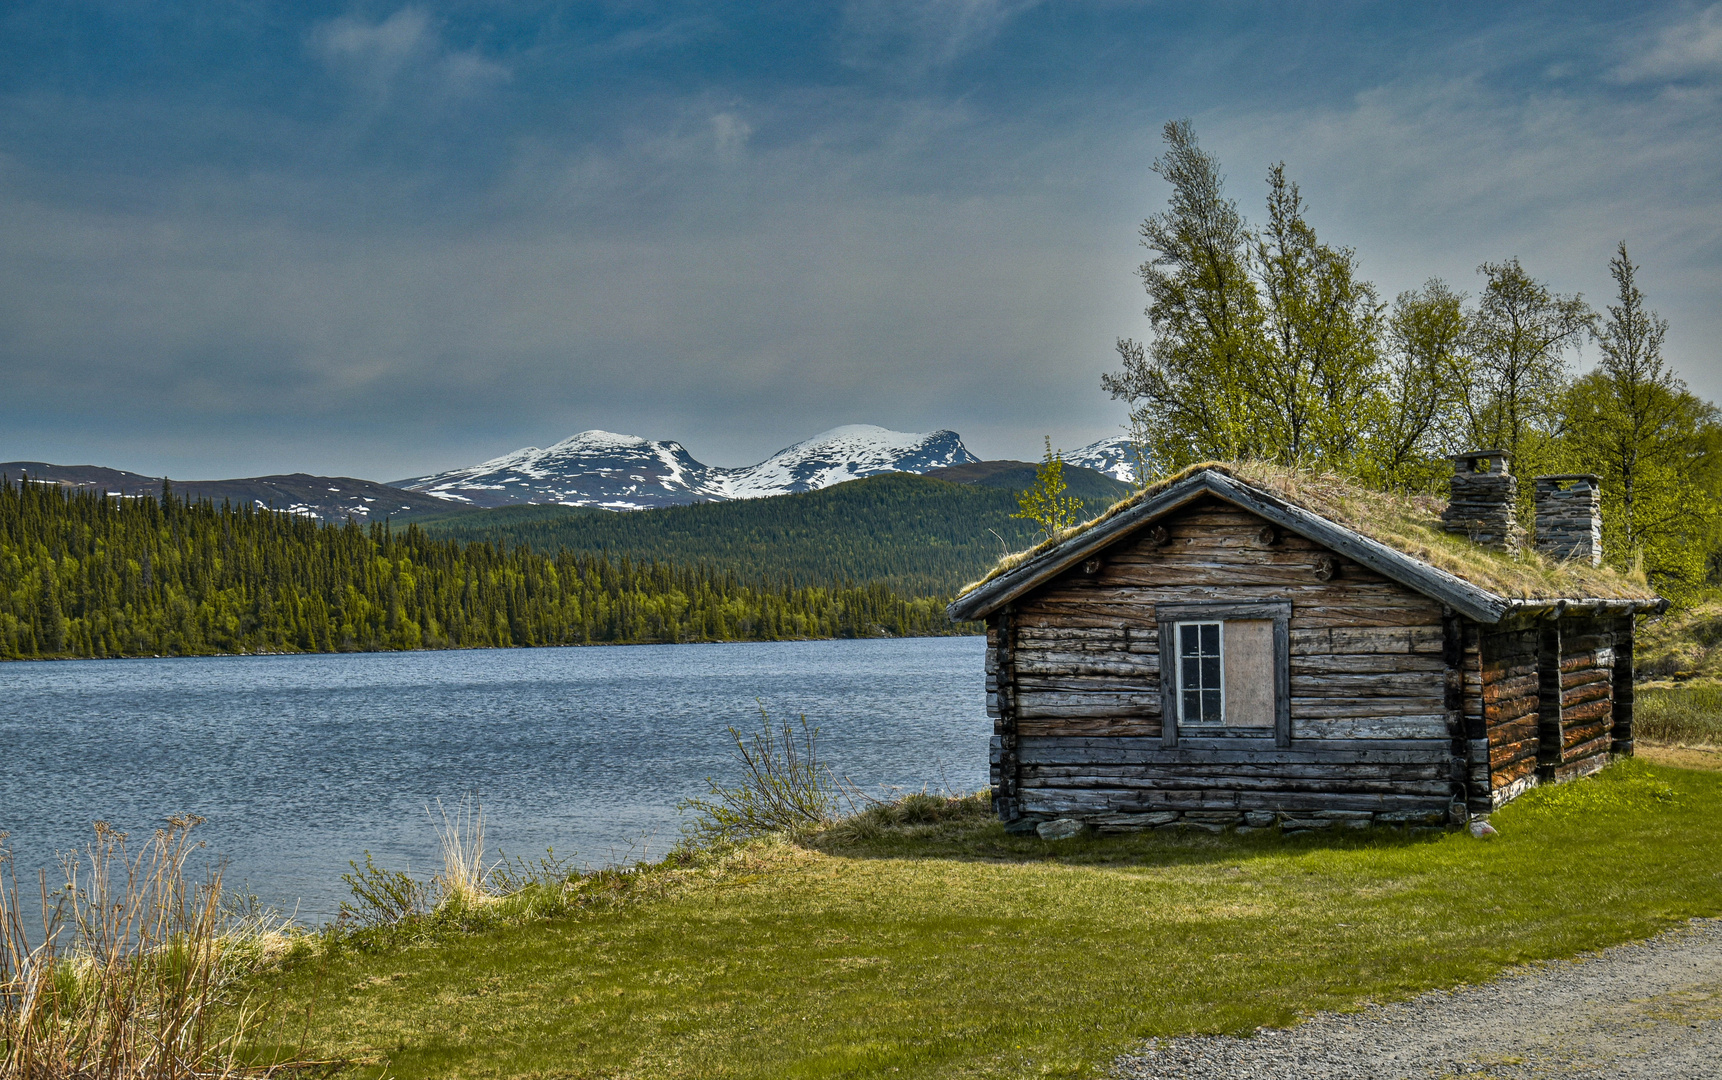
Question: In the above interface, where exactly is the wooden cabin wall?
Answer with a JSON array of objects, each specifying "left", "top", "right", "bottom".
[
  {"left": 1470, "top": 614, "right": 1622, "bottom": 808},
  {"left": 1611, "top": 616, "right": 1635, "bottom": 757},
  {"left": 1550, "top": 615, "right": 1615, "bottom": 781},
  {"left": 995, "top": 496, "right": 1455, "bottom": 829},
  {"left": 1475, "top": 623, "right": 1540, "bottom": 806}
]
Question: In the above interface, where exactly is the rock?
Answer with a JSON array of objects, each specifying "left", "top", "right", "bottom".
[
  {"left": 1003, "top": 816, "right": 1043, "bottom": 835},
  {"left": 1245, "top": 811, "right": 1276, "bottom": 828},
  {"left": 1037, "top": 818, "right": 1085, "bottom": 841},
  {"left": 1469, "top": 817, "right": 1499, "bottom": 839}
]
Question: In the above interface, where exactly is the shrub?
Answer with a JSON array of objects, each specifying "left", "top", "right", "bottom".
[
  {"left": 679, "top": 707, "right": 844, "bottom": 844},
  {"left": 1637, "top": 683, "right": 1722, "bottom": 746}
]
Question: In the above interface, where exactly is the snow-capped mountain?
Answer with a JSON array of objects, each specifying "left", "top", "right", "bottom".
[
  {"left": 393, "top": 425, "right": 980, "bottom": 510},
  {"left": 1065, "top": 436, "right": 1143, "bottom": 485},
  {"left": 719, "top": 425, "right": 976, "bottom": 499},
  {"left": 392, "top": 431, "right": 724, "bottom": 510}
]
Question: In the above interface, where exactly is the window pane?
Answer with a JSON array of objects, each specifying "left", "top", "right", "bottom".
[
  {"left": 1200, "top": 623, "right": 1220, "bottom": 655},
  {"left": 1201, "top": 655, "right": 1221, "bottom": 689},
  {"left": 1202, "top": 689, "right": 1223, "bottom": 722},
  {"left": 1183, "top": 689, "right": 1201, "bottom": 721},
  {"left": 1180, "top": 623, "right": 1200, "bottom": 657}
]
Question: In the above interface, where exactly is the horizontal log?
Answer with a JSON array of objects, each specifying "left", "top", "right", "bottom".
[
  {"left": 1291, "top": 672, "right": 1445, "bottom": 694},
  {"left": 1291, "top": 653, "right": 1446, "bottom": 676},
  {"left": 1016, "top": 626, "right": 1141, "bottom": 644},
  {"left": 1016, "top": 674, "right": 1159, "bottom": 694},
  {"left": 1492, "top": 756, "right": 1537, "bottom": 787},
  {"left": 1020, "top": 773, "right": 1453, "bottom": 796},
  {"left": 1485, "top": 696, "right": 1539, "bottom": 725},
  {"left": 1017, "top": 718, "right": 1161, "bottom": 738},
  {"left": 1290, "top": 698, "right": 1448, "bottom": 717},
  {"left": 1481, "top": 661, "right": 1537, "bottom": 687},
  {"left": 1561, "top": 682, "right": 1611, "bottom": 710},
  {"left": 1293, "top": 715, "right": 1449, "bottom": 740},
  {"left": 1016, "top": 692, "right": 1162, "bottom": 719},
  {"left": 1560, "top": 668, "right": 1610, "bottom": 692},
  {"left": 1289, "top": 626, "right": 1445, "bottom": 655},
  {"left": 1020, "top": 788, "right": 1451, "bottom": 815},
  {"left": 1015, "top": 657, "right": 1158, "bottom": 679},
  {"left": 1022, "top": 759, "right": 1448, "bottom": 780},
  {"left": 1562, "top": 717, "right": 1613, "bottom": 750},
  {"left": 1017, "top": 739, "right": 1447, "bottom": 765},
  {"left": 1489, "top": 734, "right": 1540, "bottom": 769}
]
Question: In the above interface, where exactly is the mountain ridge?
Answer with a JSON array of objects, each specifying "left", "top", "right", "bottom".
[{"left": 391, "top": 424, "right": 982, "bottom": 510}]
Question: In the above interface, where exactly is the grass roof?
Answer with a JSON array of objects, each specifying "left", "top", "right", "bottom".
[{"left": 956, "top": 461, "right": 1656, "bottom": 603}]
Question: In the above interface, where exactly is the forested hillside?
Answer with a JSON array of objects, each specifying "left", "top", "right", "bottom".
[
  {"left": 0, "top": 479, "right": 967, "bottom": 661},
  {"left": 411, "top": 467, "right": 1130, "bottom": 597}
]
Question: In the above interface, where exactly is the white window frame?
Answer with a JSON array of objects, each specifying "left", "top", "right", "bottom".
[
  {"left": 1175, "top": 620, "right": 1226, "bottom": 726},
  {"left": 1156, "top": 600, "right": 1293, "bottom": 748}
]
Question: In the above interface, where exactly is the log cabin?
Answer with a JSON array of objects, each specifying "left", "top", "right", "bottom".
[{"left": 947, "top": 454, "right": 1667, "bottom": 832}]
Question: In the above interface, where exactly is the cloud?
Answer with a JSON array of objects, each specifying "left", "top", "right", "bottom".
[
  {"left": 711, "top": 112, "right": 753, "bottom": 161},
  {"left": 1614, "top": 4, "right": 1722, "bottom": 83},
  {"left": 309, "top": 7, "right": 508, "bottom": 99},
  {"left": 840, "top": 0, "right": 1044, "bottom": 75}
]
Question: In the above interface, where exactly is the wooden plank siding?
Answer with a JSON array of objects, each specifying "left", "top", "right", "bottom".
[
  {"left": 999, "top": 497, "right": 1453, "bottom": 825},
  {"left": 1550, "top": 616, "right": 1616, "bottom": 781},
  {"left": 1478, "top": 623, "right": 1541, "bottom": 805}
]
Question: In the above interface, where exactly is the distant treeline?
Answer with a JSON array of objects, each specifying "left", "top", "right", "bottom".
[
  {"left": 413, "top": 471, "right": 1128, "bottom": 597},
  {"left": 0, "top": 477, "right": 971, "bottom": 661}
]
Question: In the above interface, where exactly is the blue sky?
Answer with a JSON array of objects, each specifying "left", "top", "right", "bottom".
[{"left": 1, "top": 2, "right": 1718, "bottom": 479}]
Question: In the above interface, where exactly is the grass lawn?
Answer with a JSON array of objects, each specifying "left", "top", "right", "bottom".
[{"left": 250, "top": 754, "right": 1722, "bottom": 1080}]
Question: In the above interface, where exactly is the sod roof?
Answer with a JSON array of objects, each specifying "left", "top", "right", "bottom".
[{"left": 949, "top": 462, "right": 1659, "bottom": 624}]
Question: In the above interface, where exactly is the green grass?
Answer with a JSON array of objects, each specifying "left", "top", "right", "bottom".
[
  {"left": 1638, "top": 682, "right": 1722, "bottom": 745},
  {"left": 248, "top": 759, "right": 1722, "bottom": 1079}
]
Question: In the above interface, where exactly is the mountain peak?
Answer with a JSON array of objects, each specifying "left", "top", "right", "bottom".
[{"left": 393, "top": 424, "right": 979, "bottom": 510}]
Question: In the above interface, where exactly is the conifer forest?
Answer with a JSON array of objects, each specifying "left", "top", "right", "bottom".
[{"left": 0, "top": 477, "right": 967, "bottom": 661}]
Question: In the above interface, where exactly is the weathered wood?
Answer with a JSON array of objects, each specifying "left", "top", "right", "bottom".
[
  {"left": 1015, "top": 657, "right": 1158, "bottom": 679},
  {"left": 1293, "top": 716, "right": 1448, "bottom": 740},
  {"left": 1612, "top": 615, "right": 1634, "bottom": 754},
  {"left": 1017, "top": 734, "right": 1447, "bottom": 759},
  {"left": 1288, "top": 698, "right": 1452, "bottom": 717},
  {"left": 1017, "top": 718, "right": 1161, "bottom": 738},
  {"left": 1016, "top": 692, "right": 1162, "bottom": 719},
  {"left": 1290, "top": 626, "right": 1445, "bottom": 655},
  {"left": 1291, "top": 653, "right": 1446, "bottom": 675}
]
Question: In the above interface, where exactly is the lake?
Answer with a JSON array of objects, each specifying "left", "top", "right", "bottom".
[{"left": 0, "top": 637, "right": 987, "bottom": 920}]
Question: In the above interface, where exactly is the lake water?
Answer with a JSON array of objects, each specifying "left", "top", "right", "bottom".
[{"left": 0, "top": 637, "right": 987, "bottom": 921}]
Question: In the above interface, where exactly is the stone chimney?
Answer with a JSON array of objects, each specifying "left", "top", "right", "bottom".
[
  {"left": 1442, "top": 450, "right": 1522, "bottom": 553},
  {"left": 1532, "top": 475, "right": 1603, "bottom": 566}
]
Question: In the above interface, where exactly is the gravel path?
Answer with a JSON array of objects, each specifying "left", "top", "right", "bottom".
[{"left": 1113, "top": 918, "right": 1722, "bottom": 1079}]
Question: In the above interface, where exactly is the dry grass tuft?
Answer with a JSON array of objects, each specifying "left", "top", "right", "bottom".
[
  {"left": 0, "top": 817, "right": 299, "bottom": 1080},
  {"left": 956, "top": 461, "right": 1654, "bottom": 603},
  {"left": 430, "top": 797, "right": 493, "bottom": 910}
]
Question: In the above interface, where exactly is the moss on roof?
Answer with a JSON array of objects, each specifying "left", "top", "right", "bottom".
[{"left": 956, "top": 461, "right": 1656, "bottom": 603}]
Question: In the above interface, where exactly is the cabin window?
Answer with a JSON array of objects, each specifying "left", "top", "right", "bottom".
[
  {"left": 1158, "top": 601, "right": 1292, "bottom": 747},
  {"left": 1177, "top": 622, "right": 1224, "bottom": 723}
]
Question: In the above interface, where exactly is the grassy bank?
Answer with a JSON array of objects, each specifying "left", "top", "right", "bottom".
[{"left": 244, "top": 755, "right": 1722, "bottom": 1079}]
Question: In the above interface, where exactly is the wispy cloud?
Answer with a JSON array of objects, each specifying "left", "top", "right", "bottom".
[
  {"left": 1613, "top": 4, "right": 1722, "bottom": 83},
  {"left": 310, "top": 7, "right": 509, "bottom": 100},
  {"left": 840, "top": 0, "right": 1044, "bottom": 75}
]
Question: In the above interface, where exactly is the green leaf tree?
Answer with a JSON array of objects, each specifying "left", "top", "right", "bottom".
[
  {"left": 1013, "top": 438, "right": 1085, "bottom": 537},
  {"left": 1252, "top": 163, "right": 1385, "bottom": 472},
  {"left": 1461, "top": 257, "right": 1593, "bottom": 477},
  {"left": 1103, "top": 119, "right": 1265, "bottom": 469},
  {"left": 1564, "top": 243, "right": 1722, "bottom": 595},
  {"left": 1368, "top": 279, "right": 1471, "bottom": 490}
]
